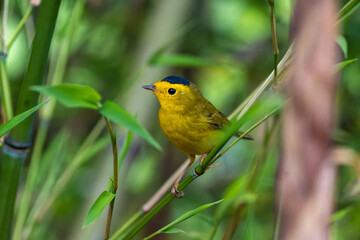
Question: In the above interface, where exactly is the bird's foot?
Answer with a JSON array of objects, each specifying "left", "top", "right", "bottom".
[
  {"left": 171, "top": 183, "right": 184, "bottom": 198},
  {"left": 207, "top": 161, "right": 224, "bottom": 168},
  {"left": 199, "top": 154, "right": 224, "bottom": 171}
]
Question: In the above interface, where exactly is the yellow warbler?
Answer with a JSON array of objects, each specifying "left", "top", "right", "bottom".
[{"left": 143, "top": 76, "right": 252, "bottom": 197}]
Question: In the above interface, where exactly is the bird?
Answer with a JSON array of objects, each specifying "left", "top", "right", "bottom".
[{"left": 143, "top": 76, "right": 252, "bottom": 198}]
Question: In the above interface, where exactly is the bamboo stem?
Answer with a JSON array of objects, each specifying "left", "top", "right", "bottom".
[
  {"left": 104, "top": 118, "right": 119, "bottom": 239},
  {"left": 0, "top": 60, "right": 13, "bottom": 120},
  {"left": 0, "top": 0, "right": 62, "bottom": 238}
]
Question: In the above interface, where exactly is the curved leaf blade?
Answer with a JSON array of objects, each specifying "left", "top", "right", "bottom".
[
  {"left": 99, "top": 101, "right": 161, "bottom": 150},
  {"left": 31, "top": 84, "right": 101, "bottom": 109},
  {"left": 144, "top": 199, "right": 223, "bottom": 240},
  {"left": 0, "top": 100, "right": 49, "bottom": 137},
  {"left": 82, "top": 191, "right": 115, "bottom": 229},
  {"left": 335, "top": 58, "right": 358, "bottom": 71}
]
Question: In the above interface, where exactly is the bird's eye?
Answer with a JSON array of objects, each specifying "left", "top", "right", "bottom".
[{"left": 168, "top": 88, "right": 176, "bottom": 95}]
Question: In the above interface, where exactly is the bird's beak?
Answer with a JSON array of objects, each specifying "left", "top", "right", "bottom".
[{"left": 142, "top": 85, "right": 160, "bottom": 92}]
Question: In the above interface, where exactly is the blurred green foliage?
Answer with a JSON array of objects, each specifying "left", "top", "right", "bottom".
[{"left": 1, "top": 0, "right": 360, "bottom": 239}]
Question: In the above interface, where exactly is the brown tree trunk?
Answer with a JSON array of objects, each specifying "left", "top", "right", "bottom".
[{"left": 277, "top": 0, "right": 339, "bottom": 239}]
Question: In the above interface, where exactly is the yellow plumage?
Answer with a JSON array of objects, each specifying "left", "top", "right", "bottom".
[{"left": 143, "top": 76, "right": 251, "bottom": 197}]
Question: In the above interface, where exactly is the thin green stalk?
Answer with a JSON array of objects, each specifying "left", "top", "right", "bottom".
[
  {"left": 338, "top": 0, "right": 360, "bottom": 19},
  {"left": 118, "top": 176, "right": 196, "bottom": 240},
  {"left": 110, "top": 211, "right": 143, "bottom": 239},
  {"left": 12, "top": 121, "right": 47, "bottom": 240},
  {"left": 6, "top": 6, "right": 33, "bottom": 51},
  {"left": 1, "top": 0, "right": 9, "bottom": 52},
  {"left": 23, "top": 131, "right": 71, "bottom": 239},
  {"left": 268, "top": 0, "right": 279, "bottom": 81},
  {"left": 210, "top": 104, "right": 283, "bottom": 166},
  {"left": 273, "top": 188, "right": 283, "bottom": 240},
  {"left": 23, "top": 120, "right": 106, "bottom": 239},
  {"left": 106, "top": 131, "right": 134, "bottom": 192},
  {"left": 104, "top": 117, "right": 118, "bottom": 239},
  {"left": 23, "top": 135, "right": 110, "bottom": 240},
  {"left": 0, "top": 60, "right": 13, "bottom": 119}
]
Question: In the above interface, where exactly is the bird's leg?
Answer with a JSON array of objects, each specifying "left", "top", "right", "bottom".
[
  {"left": 199, "top": 154, "right": 224, "bottom": 171},
  {"left": 171, "top": 160, "right": 194, "bottom": 198}
]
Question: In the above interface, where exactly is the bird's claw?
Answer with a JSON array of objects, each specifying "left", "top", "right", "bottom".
[
  {"left": 207, "top": 161, "right": 224, "bottom": 168},
  {"left": 171, "top": 184, "right": 184, "bottom": 198},
  {"left": 199, "top": 157, "right": 224, "bottom": 172}
]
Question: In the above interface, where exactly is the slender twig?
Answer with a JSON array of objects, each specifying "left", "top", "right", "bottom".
[
  {"left": 268, "top": 0, "right": 279, "bottom": 82},
  {"left": 1, "top": 0, "right": 9, "bottom": 54},
  {"left": 104, "top": 117, "right": 118, "bottom": 239},
  {"left": 6, "top": 6, "right": 33, "bottom": 51},
  {"left": 338, "top": 0, "right": 360, "bottom": 19},
  {"left": 24, "top": 121, "right": 106, "bottom": 239}
]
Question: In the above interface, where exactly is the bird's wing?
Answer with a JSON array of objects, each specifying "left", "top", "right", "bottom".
[
  {"left": 203, "top": 110, "right": 254, "bottom": 139},
  {"left": 197, "top": 99, "right": 230, "bottom": 130},
  {"left": 205, "top": 110, "right": 230, "bottom": 129}
]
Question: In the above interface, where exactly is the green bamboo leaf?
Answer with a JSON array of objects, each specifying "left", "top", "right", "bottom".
[
  {"left": 31, "top": 84, "right": 101, "bottom": 109},
  {"left": 144, "top": 199, "right": 223, "bottom": 240},
  {"left": 149, "top": 54, "right": 219, "bottom": 67},
  {"left": 0, "top": 100, "right": 49, "bottom": 137},
  {"left": 335, "top": 59, "right": 358, "bottom": 71},
  {"left": 161, "top": 228, "right": 185, "bottom": 234},
  {"left": 330, "top": 206, "right": 353, "bottom": 223},
  {"left": 336, "top": 36, "right": 348, "bottom": 58},
  {"left": 82, "top": 191, "right": 115, "bottom": 229},
  {"left": 98, "top": 101, "right": 161, "bottom": 150}
]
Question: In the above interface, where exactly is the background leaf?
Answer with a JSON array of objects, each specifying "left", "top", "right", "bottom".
[
  {"left": 144, "top": 199, "right": 223, "bottom": 240},
  {"left": 82, "top": 191, "right": 115, "bottom": 229},
  {"left": 149, "top": 54, "right": 220, "bottom": 68},
  {"left": 331, "top": 206, "right": 354, "bottom": 223},
  {"left": 335, "top": 59, "right": 358, "bottom": 71},
  {"left": 98, "top": 101, "right": 161, "bottom": 150},
  {"left": 161, "top": 228, "right": 185, "bottom": 234},
  {"left": 336, "top": 35, "right": 348, "bottom": 59},
  {"left": 0, "top": 100, "right": 49, "bottom": 137},
  {"left": 31, "top": 84, "right": 101, "bottom": 109}
]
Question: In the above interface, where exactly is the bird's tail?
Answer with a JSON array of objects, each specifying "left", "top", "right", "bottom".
[{"left": 235, "top": 131, "right": 254, "bottom": 140}]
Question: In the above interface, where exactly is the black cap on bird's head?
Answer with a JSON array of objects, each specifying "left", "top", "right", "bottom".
[{"left": 161, "top": 76, "right": 191, "bottom": 86}]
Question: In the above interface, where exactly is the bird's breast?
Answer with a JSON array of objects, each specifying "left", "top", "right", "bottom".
[{"left": 158, "top": 108, "right": 222, "bottom": 156}]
